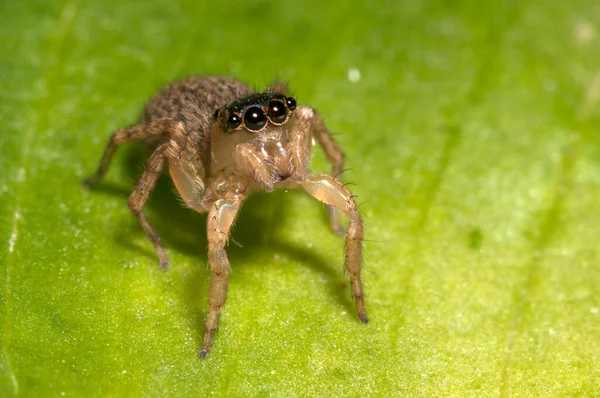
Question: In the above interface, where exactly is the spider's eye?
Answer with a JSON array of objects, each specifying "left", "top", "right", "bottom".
[
  {"left": 213, "top": 109, "right": 220, "bottom": 120},
  {"left": 227, "top": 113, "right": 242, "bottom": 129},
  {"left": 267, "top": 100, "right": 287, "bottom": 124},
  {"left": 286, "top": 97, "right": 297, "bottom": 111},
  {"left": 243, "top": 107, "right": 267, "bottom": 131}
]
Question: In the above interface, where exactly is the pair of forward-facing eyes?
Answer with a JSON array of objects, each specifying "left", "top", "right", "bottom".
[{"left": 219, "top": 97, "right": 297, "bottom": 133}]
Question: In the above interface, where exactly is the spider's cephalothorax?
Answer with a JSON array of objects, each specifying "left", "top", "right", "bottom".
[
  {"left": 84, "top": 76, "right": 367, "bottom": 358},
  {"left": 208, "top": 92, "right": 300, "bottom": 186}
]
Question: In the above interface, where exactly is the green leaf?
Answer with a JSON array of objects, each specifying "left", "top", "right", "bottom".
[{"left": 2, "top": 0, "right": 600, "bottom": 395}]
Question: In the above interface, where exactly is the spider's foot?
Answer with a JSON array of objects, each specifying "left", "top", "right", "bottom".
[
  {"left": 156, "top": 248, "right": 170, "bottom": 271},
  {"left": 200, "top": 329, "right": 215, "bottom": 359},
  {"left": 356, "top": 300, "right": 368, "bottom": 324},
  {"left": 82, "top": 177, "right": 95, "bottom": 189},
  {"left": 82, "top": 170, "right": 105, "bottom": 188},
  {"left": 359, "top": 313, "right": 369, "bottom": 324}
]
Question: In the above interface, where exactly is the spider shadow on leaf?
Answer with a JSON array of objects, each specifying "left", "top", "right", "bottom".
[{"left": 90, "top": 144, "right": 356, "bottom": 343}]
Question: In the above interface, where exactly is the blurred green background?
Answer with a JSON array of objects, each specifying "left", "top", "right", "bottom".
[{"left": 1, "top": 0, "right": 600, "bottom": 396}]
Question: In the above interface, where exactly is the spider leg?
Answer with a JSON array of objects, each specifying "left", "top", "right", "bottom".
[
  {"left": 299, "top": 173, "right": 368, "bottom": 323},
  {"left": 164, "top": 123, "right": 207, "bottom": 213},
  {"left": 84, "top": 117, "right": 172, "bottom": 187},
  {"left": 201, "top": 198, "right": 242, "bottom": 358},
  {"left": 296, "top": 106, "right": 346, "bottom": 235},
  {"left": 127, "top": 143, "right": 170, "bottom": 269},
  {"left": 127, "top": 124, "right": 207, "bottom": 269}
]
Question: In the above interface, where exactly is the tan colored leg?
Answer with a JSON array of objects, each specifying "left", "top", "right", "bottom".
[
  {"left": 296, "top": 106, "right": 346, "bottom": 234},
  {"left": 164, "top": 123, "right": 207, "bottom": 213},
  {"left": 290, "top": 108, "right": 313, "bottom": 179},
  {"left": 201, "top": 198, "right": 242, "bottom": 357},
  {"left": 84, "top": 118, "right": 172, "bottom": 187},
  {"left": 300, "top": 173, "right": 367, "bottom": 323}
]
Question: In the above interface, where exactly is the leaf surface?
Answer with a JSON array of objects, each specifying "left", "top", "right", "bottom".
[{"left": 1, "top": 0, "right": 600, "bottom": 396}]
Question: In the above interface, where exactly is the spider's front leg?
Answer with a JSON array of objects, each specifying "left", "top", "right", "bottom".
[
  {"left": 201, "top": 196, "right": 242, "bottom": 358},
  {"left": 300, "top": 174, "right": 368, "bottom": 323},
  {"left": 295, "top": 106, "right": 346, "bottom": 234}
]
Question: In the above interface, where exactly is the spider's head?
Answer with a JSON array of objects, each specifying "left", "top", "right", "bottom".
[{"left": 213, "top": 92, "right": 297, "bottom": 137}]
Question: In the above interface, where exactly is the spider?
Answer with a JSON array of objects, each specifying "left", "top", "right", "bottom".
[{"left": 84, "top": 76, "right": 368, "bottom": 357}]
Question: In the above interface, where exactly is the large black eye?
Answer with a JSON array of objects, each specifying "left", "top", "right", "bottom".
[
  {"left": 286, "top": 97, "right": 297, "bottom": 111},
  {"left": 268, "top": 100, "right": 287, "bottom": 124},
  {"left": 243, "top": 107, "right": 267, "bottom": 131},
  {"left": 227, "top": 113, "right": 242, "bottom": 129}
]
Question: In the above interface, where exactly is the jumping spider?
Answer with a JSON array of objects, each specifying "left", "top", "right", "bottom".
[{"left": 84, "top": 76, "right": 367, "bottom": 357}]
